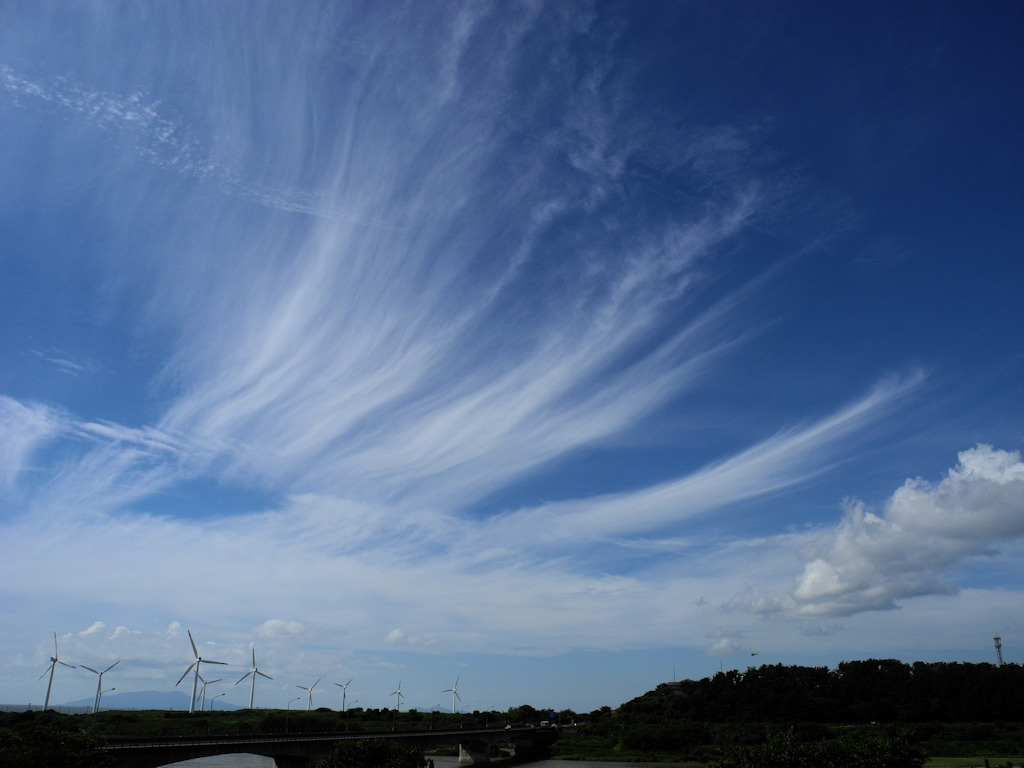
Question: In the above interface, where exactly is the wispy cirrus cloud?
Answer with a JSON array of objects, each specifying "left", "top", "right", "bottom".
[
  {"left": 97, "top": 7, "right": 768, "bottom": 514},
  {"left": 474, "top": 373, "right": 925, "bottom": 556},
  {"left": 0, "top": 396, "right": 66, "bottom": 492}
]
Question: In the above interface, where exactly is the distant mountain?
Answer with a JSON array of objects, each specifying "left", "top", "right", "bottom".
[{"left": 64, "top": 690, "right": 244, "bottom": 711}]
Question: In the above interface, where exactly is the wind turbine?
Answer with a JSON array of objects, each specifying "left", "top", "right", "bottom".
[
  {"left": 39, "top": 632, "right": 75, "bottom": 710},
  {"left": 198, "top": 673, "right": 222, "bottom": 711},
  {"left": 297, "top": 678, "right": 320, "bottom": 711},
  {"left": 442, "top": 676, "right": 461, "bottom": 714},
  {"left": 236, "top": 647, "right": 273, "bottom": 709},
  {"left": 175, "top": 630, "right": 228, "bottom": 714},
  {"left": 391, "top": 681, "right": 405, "bottom": 713},
  {"left": 334, "top": 678, "right": 353, "bottom": 712},
  {"left": 81, "top": 660, "right": 120, "bottom": 713}
]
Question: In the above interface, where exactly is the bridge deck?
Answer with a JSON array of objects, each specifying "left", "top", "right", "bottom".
[{"left": 101, "top": 725, "right": 566, "bottom": 768}]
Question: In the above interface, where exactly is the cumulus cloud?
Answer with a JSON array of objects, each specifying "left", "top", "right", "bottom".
[
  {"left": 791, "top": 445, "right": 1024, "bottom": 617},
  {"left": 255, "top": 619, "right": 306, "bottom": 638},
  {"left": 79, "top": 621, "right": 105, "bottom": 636},
  {"left": 384, "top": 629, "right": 408, "bottom": 645},
  {"left": 384, "top": 628, "right": 432, "bottom": 646}
]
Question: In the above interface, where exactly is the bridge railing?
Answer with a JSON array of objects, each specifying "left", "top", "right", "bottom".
[{"left": 101, "top": 725, "right": 557, "bottom": 751}]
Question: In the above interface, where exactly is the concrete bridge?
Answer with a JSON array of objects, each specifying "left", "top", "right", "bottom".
[{"left": 101, "top": 724, "right": 566, "bottom": 768}]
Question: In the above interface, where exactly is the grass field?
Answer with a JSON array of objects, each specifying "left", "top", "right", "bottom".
[{"left": 925, "top": 758, "right": 1023, "bottom": 767}]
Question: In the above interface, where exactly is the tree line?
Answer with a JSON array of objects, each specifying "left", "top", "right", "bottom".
[
  {"left": 622, "top": 660, "right": 1024, "bottom": 723},
  {"left": 554, "top": 660, "right": 1024, "bottom": 764}
]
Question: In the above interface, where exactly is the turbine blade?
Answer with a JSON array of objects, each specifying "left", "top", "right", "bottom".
[
  {"left": 81, "top": 665, "right": 100, "bottom": 675},
  {"left": 236, "top": 671, "right": 254, "bottom": 685},
  {"left": 205, "top": 659, "right": 229, "bottom": 666},
  {"left": 311, "top": 678, "right": 320, "bottom": 689},
  {"left": 258, "top": 671, "right": 273, "bottom": 679},
  {"left": 188, "top": 630, "right": 199, "bottom": 659},
  {"left": 58, "top": 660, "right": 76, "bottom": 669},
  {"left": 39, "top": 662, "right": 54, "bottom": 680},
  {"left": 103, "top": 660, "right": 121, "bottom": 673},
  {"left": 176, "top": 661, "right": 198, "bottom": 686}
]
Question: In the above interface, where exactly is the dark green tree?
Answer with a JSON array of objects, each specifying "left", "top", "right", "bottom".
[
  {"left": 506, "top": 704, "right": 540, "bottom": 724},
  {"left": 0, "top": 723, "right": 113, "bottom": 768},
  {"left": 715, "top": 726, "right": 925, "bottom": 768}
]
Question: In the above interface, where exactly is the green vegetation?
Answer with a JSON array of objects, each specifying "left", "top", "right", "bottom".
[
  {"left": 566, "top": 660, "right": 1024, "bottom": 765},
  {"left": 0, "top": 710, "right": 112, "bottom": 768},
  {"left": 713, "top": 727, "right": 925, "bottom": 768},
  {"left": 3, "top": 660, "right": 1022, "bottom": 767},
  {"left": 310, "top": 738, "right": 434, "bottom": 768}
]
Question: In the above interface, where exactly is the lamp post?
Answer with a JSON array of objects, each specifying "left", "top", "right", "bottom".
[
  {"left": 212, "top": 693, "right": 227, "bottom": 710},
  {"left": 97, "top": 687, "right": 115, "bottom": 713}
]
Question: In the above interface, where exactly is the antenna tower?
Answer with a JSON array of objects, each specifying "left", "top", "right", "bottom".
[{"left": 993, "top": 636, "right": 1004, "bottom": 666}]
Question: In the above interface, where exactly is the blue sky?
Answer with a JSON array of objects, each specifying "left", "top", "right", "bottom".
[{"left": 1, "top": 2, "right": 1022, "bottom": 713}]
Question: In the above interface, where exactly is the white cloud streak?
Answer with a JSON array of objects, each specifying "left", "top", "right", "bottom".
[
  {"left": 0, "top": 396, "right": 65, "bottom": 491},
  {"left": 476, "top": 373, "right": 924, "bottom": 555}
]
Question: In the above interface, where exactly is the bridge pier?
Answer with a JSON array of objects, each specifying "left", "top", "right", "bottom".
[
  {"left": 458, "top": 739, "right": 491, "bottom": 765},
  {"left": 273, "top": 757, "right": 312, "bottom": 768}
]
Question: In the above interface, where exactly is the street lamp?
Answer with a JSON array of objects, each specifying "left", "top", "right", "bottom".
[
  {"left": 287, "top": 696, "right": 302, "bottom": 734},
  {"left": 345, "top": 700, "right": 358, "bottom": 732},
  {"left": 211, "top": 693, "right": 227, "bottom": 710},
  {"left": 97, "top": 687, "right": 115, "bottom": 713}
]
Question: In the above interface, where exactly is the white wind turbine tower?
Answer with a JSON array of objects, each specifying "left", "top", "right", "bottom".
[
  {"left": 175, "top": 630, "right": 228, "bottom": 714},
  {"left": 81, "top": 660, "right": 120, "bottom": 714},
  {"left": 442, "top": 676, "right": 461, "bottom": 714},
  {"left": 297, "top": 678, "right": 320, "bottom": 711},
  {"left": 236, "top": 647, "right": 273, "bottom": 709},
  {"left": 391, "top": 681, "right": 405, "bottom": 713},
  {"left": 198, "top": 673, "right": 222, "bottom": 711},
  {"left": 40, "top": 632, "right": 75, "bottom": 710},
  {"left": 334, "top": 678, "right": 353, "bottom": 712}
]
